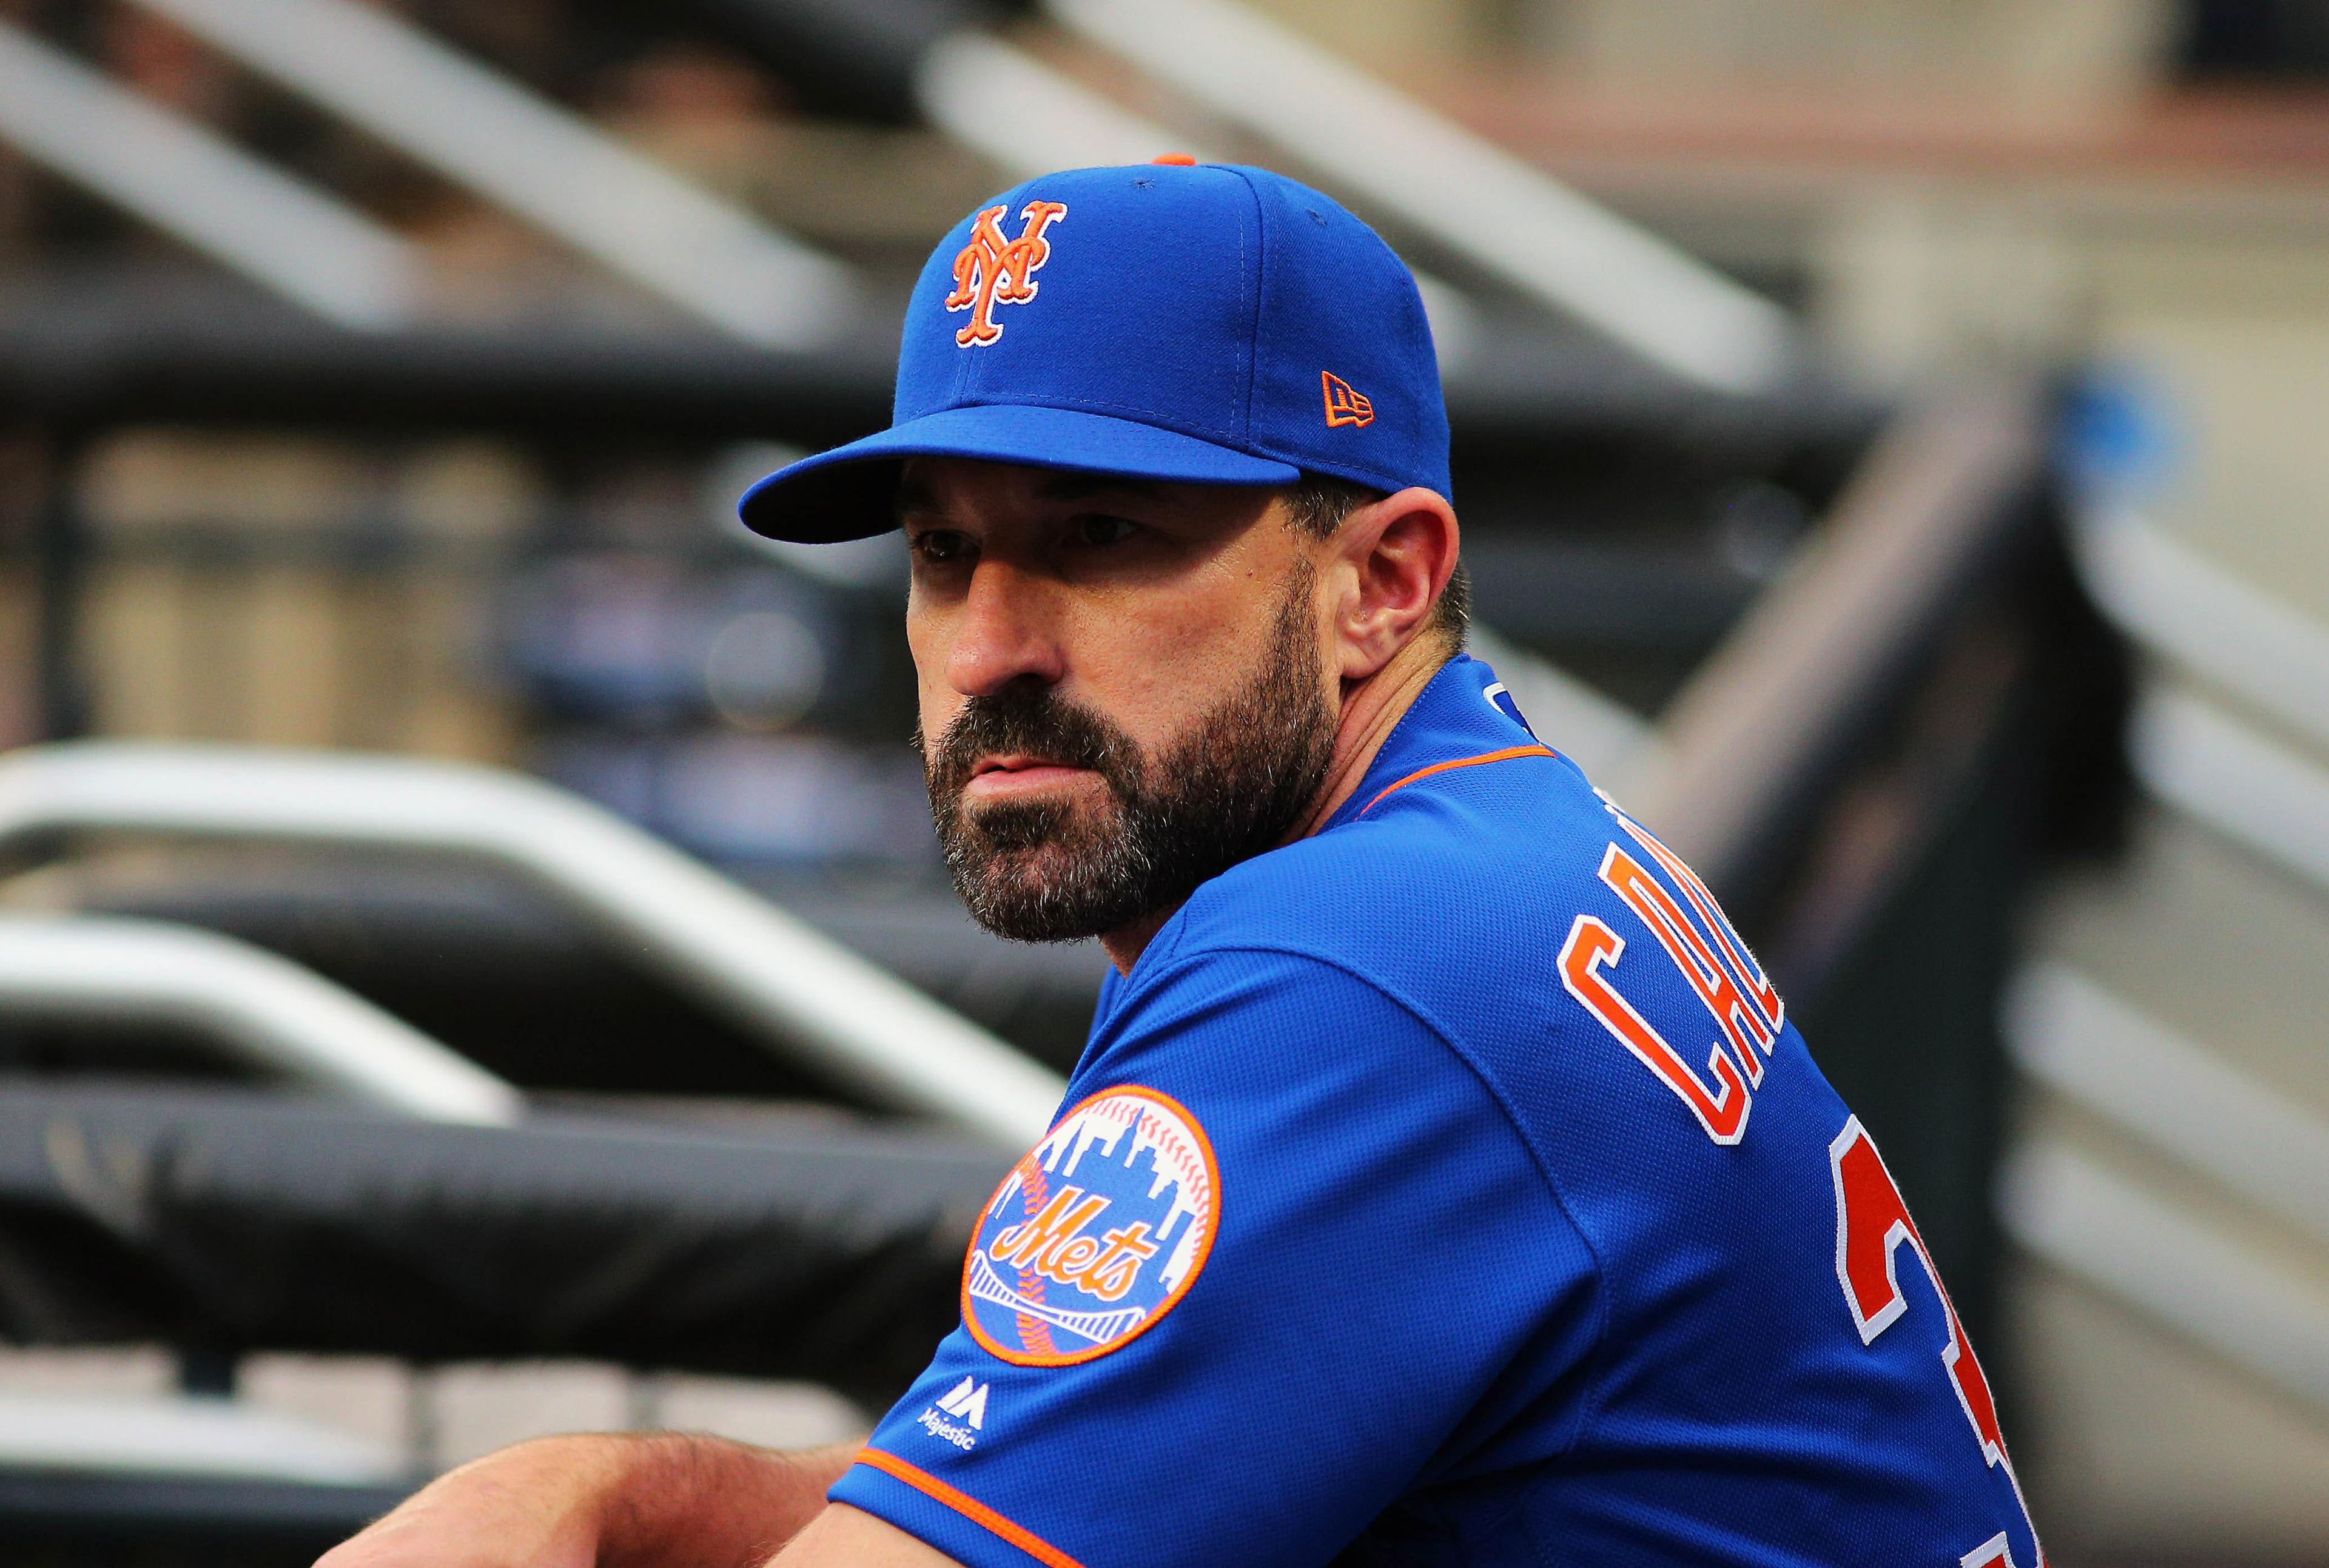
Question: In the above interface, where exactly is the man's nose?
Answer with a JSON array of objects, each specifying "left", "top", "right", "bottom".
[{"left": 946, "top": 556, "right": 1065, "bottom": 696}]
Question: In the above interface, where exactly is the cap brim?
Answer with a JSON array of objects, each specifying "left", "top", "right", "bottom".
[{"left": 737, "top": 404, "right": 1303, "bottom": 542}]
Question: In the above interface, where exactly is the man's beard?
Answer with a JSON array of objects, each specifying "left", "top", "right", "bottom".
[{"left": 922, "top": 566, "right": 1336, "bottom": 943}]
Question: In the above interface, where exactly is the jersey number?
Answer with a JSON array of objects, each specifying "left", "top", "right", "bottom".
[{"left": 1829, "top": 1117, "right": 2043, "bottom": 1566}]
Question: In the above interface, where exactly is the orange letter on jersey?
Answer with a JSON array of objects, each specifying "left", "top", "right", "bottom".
[
  {"left": 1599, "top": 845, "right": 1773, "bottom": 1086},
  {"left": 1560, "top": 914, "right": 1749, "bottom": 1144}
]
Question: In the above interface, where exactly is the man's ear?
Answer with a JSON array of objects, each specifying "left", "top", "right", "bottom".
[{"left": 1325, "top": 486, "right": 1460, "bottom": 682}]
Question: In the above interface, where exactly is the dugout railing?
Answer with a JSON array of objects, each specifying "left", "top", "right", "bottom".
[{"left": 0, "top": 742, "right": 1065, "bottom": 1147}]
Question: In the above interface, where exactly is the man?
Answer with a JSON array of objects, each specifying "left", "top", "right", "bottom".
[{"left": 323, "top": 162, "right": 2043, "bottom": 1566}]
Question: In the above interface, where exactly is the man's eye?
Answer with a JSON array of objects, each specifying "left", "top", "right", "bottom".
[
  {"left": 1075, "top": 515, "right": 1138, "bottom": 548},
  {"left": 912, "top": 530, "right": 968, "bottom": 564}
]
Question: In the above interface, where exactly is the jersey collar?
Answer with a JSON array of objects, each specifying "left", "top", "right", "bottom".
[
  {"left": 1092, "top": 654, "right": 1545, "bottom": 1015},
  {"left": 1319, "top": 653, "right": 1545, "bottom": 836}
]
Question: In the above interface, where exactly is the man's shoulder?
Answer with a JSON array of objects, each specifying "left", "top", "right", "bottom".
[
  {"left": 1185, "top": 746, "right": 1609, "bottom": 949},
  {"left": 1132, "top": 744, "right": 1622, "bottom": 1035}
]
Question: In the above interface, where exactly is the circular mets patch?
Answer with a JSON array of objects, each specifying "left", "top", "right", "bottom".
[{"left": 963, "top": 1085, "right": 1219, "bottom": 1367}]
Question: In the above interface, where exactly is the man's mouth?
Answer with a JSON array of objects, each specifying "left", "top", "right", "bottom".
[{"left": 964, "top": 755, "right": 1100, "bottom": 799}]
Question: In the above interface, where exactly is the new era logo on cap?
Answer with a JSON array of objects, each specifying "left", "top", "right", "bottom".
[{"left": 1322, "top": 372, "right": 1374, "bottom": 428}]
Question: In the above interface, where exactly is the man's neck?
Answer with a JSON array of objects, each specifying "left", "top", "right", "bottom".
[
  {"left": 1097, "top": 636, "right": 1451, "bottom": 975},
  {"left": 1098, "top": 902, "right": 1184, "bottom": 975},
  {"left": 1285, "top": 635, "right": 1451, "bottom": 843}
]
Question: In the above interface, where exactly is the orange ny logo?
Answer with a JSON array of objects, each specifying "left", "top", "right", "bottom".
[{"left": 945, "top": 200, "right": 1069, "bottom": 347}]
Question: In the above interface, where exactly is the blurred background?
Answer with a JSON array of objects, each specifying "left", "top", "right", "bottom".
[{"left": 0, "top": 0, "right": 2322, "bottom": 1563}]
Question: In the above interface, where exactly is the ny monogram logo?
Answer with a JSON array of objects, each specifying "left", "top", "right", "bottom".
[{"left": 944, "top": 200, "right": 1069, "bottom": 347}]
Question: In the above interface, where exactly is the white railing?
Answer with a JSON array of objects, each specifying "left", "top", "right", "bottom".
[
  {"left": 909, "top": 30, "right": 1483, "bottom": 369},
  {"left": 127, "top": 0, "right": 861, "bottom": 350},
  {"left": 0, "top": 1390, "right": 402, "bottom": 1483},
  {"left": 2075, "top": 505, "right": 2329, "bottom": 755},
  {"left": 0, "top": 743, "right": 1065, "bottom": 1149},
  {"left": 1999, "top": 1137, "right": 2329, "bottom": 1421},
  {"left": 1044, "top": 0, "right": 1796, "bottom": 394},
  {"left": 2018, "top": 499, "right": 2329, "bottom": 1423},
  {"left": 2008, "top": 961, "right": 2329, "bottom": 1253},
  {"left": 915, "top": 32, "right": 1189, "bottom": 181},
  {"left": 2133, "top": 686, "right": 2329, "bottom": 901},
  {"left": 0, "top": 915, "right": 520, "bottom": 1125},
  {"left": 0, "top": 18, "right": 420, "bottom": 329}
]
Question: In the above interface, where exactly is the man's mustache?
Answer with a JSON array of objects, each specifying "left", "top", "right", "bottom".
[{"left": 923, "top": 686, "right": 1141, "bottom": 804}]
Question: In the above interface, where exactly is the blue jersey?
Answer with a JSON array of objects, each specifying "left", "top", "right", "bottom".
[{"left": 830, "top": 655, "right": 2044, "bottom": 1567}]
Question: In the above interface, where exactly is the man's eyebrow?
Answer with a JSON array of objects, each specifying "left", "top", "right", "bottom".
[{"left": 893, "top": 477, "right": 942, "bottom": 520}]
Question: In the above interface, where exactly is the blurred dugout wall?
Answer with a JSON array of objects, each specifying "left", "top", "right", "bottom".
[
  {"left": 70, "top": 432, "right": 521, "bottom": 759},
  {"left": 0, "top": 0, "right": 998, "bottom": 785},
  {"left": 42, "top": 429, "right": 946, "bottom": 868}
]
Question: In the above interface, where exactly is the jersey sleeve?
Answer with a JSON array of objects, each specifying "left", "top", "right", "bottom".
[{"left": 827, "top": 948, "right": 1602, "bottom": 1568}]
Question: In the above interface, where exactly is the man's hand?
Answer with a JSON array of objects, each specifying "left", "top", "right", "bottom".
[{"left": 315, "top": 1433, "right": 855, "bottom": 1568}]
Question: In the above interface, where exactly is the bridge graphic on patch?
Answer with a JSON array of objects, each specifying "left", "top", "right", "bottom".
[{"left": 968, "top": 1251, "right": 1146, "bottom": 1345}]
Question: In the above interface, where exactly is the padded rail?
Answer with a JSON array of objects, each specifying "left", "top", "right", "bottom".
[{"left": 0, "top": 1082, "right": 1006, "bottom": 1401}]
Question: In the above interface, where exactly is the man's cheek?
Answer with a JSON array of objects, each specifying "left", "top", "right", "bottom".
[
  {"left": 1080, "top": 616, "right": 1248, "bottom": 732},
  {"left": 904, "top": 611, "right": 955, "bottom": 705},
  {"left": 918, "top": 691, "right": 966, "bottom": 755}
]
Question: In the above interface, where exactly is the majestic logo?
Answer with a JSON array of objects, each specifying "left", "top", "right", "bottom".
[
  {"left": 914, "top": 1376, "right": 987, "bottom": 1449},
  {"left": 934, "top": 1376, "right": 989, "bottom": 1429},
  {"left": 1322, "top": 371, "right": 1374, "bottom": 428},
  {"left": 944, "top": 199, "right": 1068, "bottom": 347},
  {"left": 963, "top": 1085, "right": 1218, "bottom": 1367}
]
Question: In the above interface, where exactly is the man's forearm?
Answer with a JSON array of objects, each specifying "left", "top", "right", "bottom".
[
  {"left": 599, "top": 1435, "right": 856, "bottom": 1568},
  {"left": 316, "top": 1432, "right": 857, "bottom": 1568}
]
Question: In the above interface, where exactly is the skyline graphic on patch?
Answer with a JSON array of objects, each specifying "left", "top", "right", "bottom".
[{"left": 963, "top": 1085, "right": 1218, "bottom": 1367}]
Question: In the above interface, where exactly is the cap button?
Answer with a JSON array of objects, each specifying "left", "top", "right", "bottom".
[{"left": 1151, "top": 153, "right": 1198, "bottom": 166}]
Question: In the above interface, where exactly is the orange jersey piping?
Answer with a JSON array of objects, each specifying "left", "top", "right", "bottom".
[
  {"left": 852, "top": 1449, "right": 1087, "bottom": 1568},
  {"left": 1357, "top": 745, "right": 1559, "bottom": 816}
]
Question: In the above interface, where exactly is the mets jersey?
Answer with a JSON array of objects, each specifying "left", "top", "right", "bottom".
[{"left": 828, "top": 654, "right": 2043, "bottom": 1567}]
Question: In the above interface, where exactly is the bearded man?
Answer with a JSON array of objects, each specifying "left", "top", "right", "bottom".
[{"left": 320, "top": 162, "right": 2043, "bottom": 1568}]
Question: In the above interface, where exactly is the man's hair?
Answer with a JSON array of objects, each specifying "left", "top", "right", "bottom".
[{"left": 1281, "top": 473, "right": 1468, "bottom": 651}]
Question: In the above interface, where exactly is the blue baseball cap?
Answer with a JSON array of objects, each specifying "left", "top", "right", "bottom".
[{"left": 739, "top": 161, "right": 1450, "bottom": 543}]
